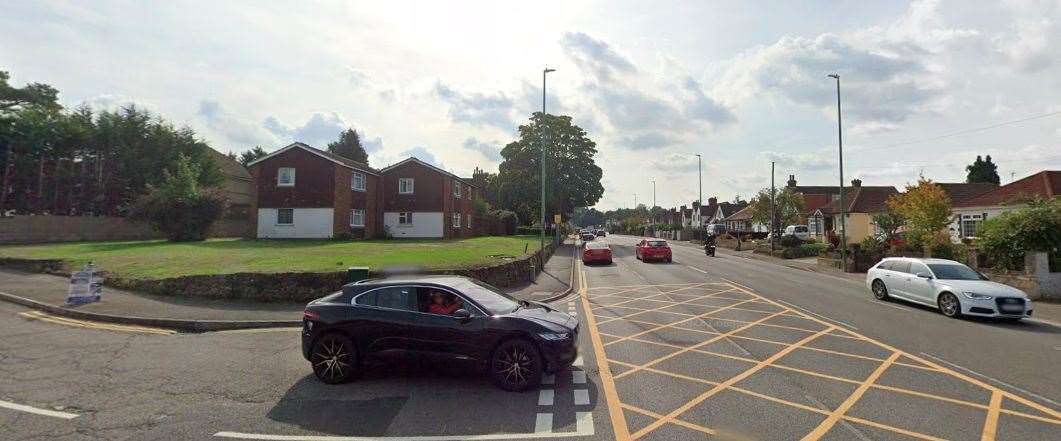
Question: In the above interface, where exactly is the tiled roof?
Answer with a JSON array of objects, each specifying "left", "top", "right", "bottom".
[
  {"left": 954, "top": 171, "right": 1060, "bottom": 208},
  {"left": 725, "top": 204, "right": 755, "bottom": 221},
  {"left": 819, "top": 186, "right": 899, "bottom": 214},
  {"left": 936, "top": 183, "right": 998, "bottom": 205}
]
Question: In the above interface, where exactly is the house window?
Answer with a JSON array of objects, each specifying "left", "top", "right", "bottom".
[
  {"left": 277, "top": 168, "right": 295, "bottom": 187},
  {"left": 453, "top": 180, "right": 461, "bottom": 198},
  {"left": 453, "top": 213, "right": 461, "bottom": 228},
  {"left": 398, "top": 178, "right": 414, "bottom": 194},
  {"left": 350, "top": 209, "right": 365, "bottom": 227},
  {"left": 351, "top": 172, "right": 366, "bottom": 191},
  {"left": 398, "top": 212, "right": 413, "bottom": 225},
  {"left": 277, "top": 208, "right": 294, "bottom": 225},
  {"left": 961, "top": 214, "right": 983, "bottom": 238}
]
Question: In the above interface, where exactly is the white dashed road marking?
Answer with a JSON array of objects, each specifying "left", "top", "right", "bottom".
[
  {"left": 572, "top": 356, "right": 583, "bottom": 367},
  {"left": 573, "top": 389, "right": 590, "bottom": 406},
  {"left": 572, "top": 370, "right": 586, "bottom": 384},
  {"left": 0, "top": 398, "right": 79, "bottom": 419},
  {"left": 538, "top": 389, "right": 554, "bottom": 406},
  {"left": 534, "top": 413, "right": 553, "bottom": 434}
]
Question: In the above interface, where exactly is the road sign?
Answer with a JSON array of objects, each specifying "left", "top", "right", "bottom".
[{"left": 554, "top": 214, "right": 562, "bottom": 224}]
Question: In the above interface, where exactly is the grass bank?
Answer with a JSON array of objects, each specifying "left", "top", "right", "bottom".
[{"left": 0, "top": 236, "right": 541, "bottom": 279}]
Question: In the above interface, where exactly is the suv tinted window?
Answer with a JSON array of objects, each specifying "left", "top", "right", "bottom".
[{"left": 355, "top": 286, "right": 417, "bottom": 311}]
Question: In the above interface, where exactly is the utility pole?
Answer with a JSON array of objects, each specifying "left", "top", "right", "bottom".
[
  {"left": 652, "top": 179, "right": 656, "bottom": 208},
  {"left": 540, "top": 68, "right": 555, "bottom": 254},
  {"left": 770, "top": 161, "right": 776, "bottom": 252},
  {"left": 634, "top": 193, "right": 637, "bottom": 208},
  {"left": 695, "top": 153, "right": 702, "bottom": 229},
  {"left": 828, "top": 73, "right": 846, "bottom": 270}
]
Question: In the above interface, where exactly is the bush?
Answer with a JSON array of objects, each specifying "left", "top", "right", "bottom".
[
  {"left": 979, "top": 199, "right": 1061, "bottom": 270},
  {"left": 859, "top": 235, "right": 886, "bottom": 255},
  {"left": 128, "top": 154, "right": 226, "bottom": 241},
  {"left": 779, "top": 234, "right": 803, "bottom": 248},
  {"left": 516, "top": 225, "right": 541, "bottom": 236},
  {"left": 780, "top": 243, "right": 827, "bottom": 259}
]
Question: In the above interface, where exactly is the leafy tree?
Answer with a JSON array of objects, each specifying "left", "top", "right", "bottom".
[
  {"left": 979, "top": 197, "right": 1061, "bottom": 270},
  {"left": 0, "top": 71, "right": 60, "bottom": 111},
  {"left": 872, "top": 211, "right": 905, "bottom": 241},
  {"left": 572, "top": 207, "right": 605, "bottom": 227},
  {"left": 495, "top": 112, "right": 603, "bottom": 225},
  {"left": 749, "top": 187, "right": 805, "bottom": 234},
  {"left": 887, "top": 178, "right": 952, "bottom": 248},
  {"left": 471, "top": 167, "right": 499, "bottom": 206},
  {"left": 129, "top": 153, "right": 226, "bottom": 241},
  {"left": 327, "top": 128, "right": 369, "bottom": 164},
  {"left": 965, "top": 155, "right": 1000, "bottom": 184},
  {"left": 238, "top": 146, "right": 268, "bottom": 167}
]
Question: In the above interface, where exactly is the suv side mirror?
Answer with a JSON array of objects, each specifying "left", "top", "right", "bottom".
[
  {"left": 452, "top": 309, "right": 472, "bottom": 319},
  {"left": 915, "top": 272, "right": 932, "bottom": 279}
]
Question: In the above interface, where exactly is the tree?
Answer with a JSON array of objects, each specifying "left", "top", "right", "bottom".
[
  {"left": 872, "top": 211, "right": 905, "bottom": 241},
  {"left": 495, "top": 112, "right": 603, "bottom": 225},
  {"left": 129, "top": 153, "right": 226, "bottom": 241},
  {"left": 979, "top": 197, "right": 1061, "bottom": 270},
  {"left": 572, "top": 207, "right": 605, "bottom": 227},
  {"left": 0, "top": 71, "right": 60, "bottom": 111},
  {"left": 966, "top": 155, "right": 1000, "bottom": 184},
  {"left": 887, "top": 178, "right": 952, "bottom": 248},
  {"left": 749, "top": 187, "right": 805, "bottom": 233},
  {"left": 238, "top": 146, "right": 268, "bottom": 167},
  {"left": 327, "top": 128, "right": 369, "bottom": 164}
]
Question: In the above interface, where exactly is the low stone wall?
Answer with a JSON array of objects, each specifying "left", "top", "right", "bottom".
[
  {"left": 0, "top": 243, "right": 557, "bottom": 302},
  {"left": 0, "top": 215, "right": 250, "bottom": 244}
]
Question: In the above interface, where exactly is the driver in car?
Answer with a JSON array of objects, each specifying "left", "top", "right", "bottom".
[{"left": 428, "top": 291, "right": 463, "bottom": 315}]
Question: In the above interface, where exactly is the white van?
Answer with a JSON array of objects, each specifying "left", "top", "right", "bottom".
[{"left": 783, "top": 225, "right": 810, "bottom": 240}]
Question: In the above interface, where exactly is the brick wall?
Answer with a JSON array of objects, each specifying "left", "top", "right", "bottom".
[{"left": 0, "top": 215, "right": 250, "bottom": 244}]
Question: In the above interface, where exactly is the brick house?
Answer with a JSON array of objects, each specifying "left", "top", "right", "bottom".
[
  {"left": 379, "top": 157, "right": 479, "bottom": 239},
  {"left": 246, "top": 142, "right": 382, "bottom": 239},
  {"left": 812, "top": 179, "right": 899, "bottom": 244},
  {"left": 949, "top": 171, "right": 1059, "bottom": 240}
]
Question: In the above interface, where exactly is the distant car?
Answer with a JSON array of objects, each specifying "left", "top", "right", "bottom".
[
  {"left": 582, "top": 241, "right": 613, "bottom": 265},
  {"left": 635, "top": 239, "right": 672, "bottom": 263},
  {"left": 866, "top": 257, "right": 1033, "bottom": 320},
  {"left": 595, "top": 229, "right": 606, "bottom": 237},
  {"left": 302, "top": 275, "right": 579, "bottom": 391},
  {"left": 579, "top": 231, "right": 595, "bottom": 241},
  {"left": 783, "top": 225, "right": 811, "bottom": 240}
]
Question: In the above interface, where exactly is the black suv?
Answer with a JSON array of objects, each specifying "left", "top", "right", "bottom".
[{"left": 302, "top": 276, "right": 578, "bottom": 391}]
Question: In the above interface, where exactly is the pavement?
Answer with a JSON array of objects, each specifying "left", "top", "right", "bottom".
[
  {"left": 0, "top": 241, "right": 576, "bottom": 331},
  {"left": 1, "top": 233, "right": 1057, "bottom": 440}
]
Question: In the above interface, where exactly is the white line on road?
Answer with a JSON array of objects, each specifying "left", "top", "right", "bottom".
[
  {"left": 1025, "top": 317, "right": 1061, "bottom": 329},
  {"left": 573, "top": 389, "right": 590, "bottom": 406},
  {"left": 572, "top": 356, "right": 583, "bottom": 367},
  {"left": 0, "top": 398, "right": 79, "bottom": 419},
  {"left": 773, "top": 299, "right": 859, "bottom": 330},
  {"left": 572, "top": 370, "right": 586, "bottom": 384},
  {"left": 686, "top": 266, "right": 708, "bottom": 274},
  {"left": 575, "top": 412, "right": 594, "bottom": 435},
  {"left": 215, "top": 420, "right": 596, "bottom": 441},
  {"left": 919, "top": 352, "right": 1060, "bottom": 407},
  {"left": 534, "top": 413, "right": 553, "bottom": 434},
  {"left": 538, "top": 389, "right": 554, "bottom": 406}
]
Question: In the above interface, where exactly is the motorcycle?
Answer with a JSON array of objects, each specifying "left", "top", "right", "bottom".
[{"left": 704, "top": 236, "right": 716, "bottom": 257}]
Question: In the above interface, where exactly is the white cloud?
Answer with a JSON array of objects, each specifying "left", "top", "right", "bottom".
[
  {"left": 461, "top": 137, "right": 502, "bottom": 162},
  {"left": 760, "top": 150, "right": 837, "bottom": 172},
  {"left": 262, "top": 112, "right": 350, "bottom": 148},
  {"left": 197, "top": 100, "right": 274, "bottom": 148},
  {"left": 434, "top": 82, "right": 516, "bottom": 130}
]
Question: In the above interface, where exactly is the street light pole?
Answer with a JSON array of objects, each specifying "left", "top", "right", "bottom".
[
  {"left": 540, "top": 68, "right": 555, "bottom": 253},
  {"left": 770, "top": 161, "right": 776, "bottom": 252},
  {"left": 652, "top": 179, "right": 656, "bottom": 209},
  {"left": 695, "top": 153, "right": 702, "bottom": 226},
  {"left": 828, "top": 73, "right": 847, "bottom": 270}
]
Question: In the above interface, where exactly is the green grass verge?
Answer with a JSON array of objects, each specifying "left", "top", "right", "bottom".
[{"left": 0, "top": 236, "right": 541, "bottom": 279}]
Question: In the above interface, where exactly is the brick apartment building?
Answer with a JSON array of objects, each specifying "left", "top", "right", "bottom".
[{"left": 247, "top": 142, "right": 481, "bottom": 239}]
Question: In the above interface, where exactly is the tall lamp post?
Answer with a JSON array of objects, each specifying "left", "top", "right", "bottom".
[
  {"left": 827, "top": 73, "right": 846, "bottom": 270},
  {"left": 695, "top": 153, "right": 702, "bottom": 227},
  {"left": 540, "top": 68, "right": 555, "bottom": 253}
]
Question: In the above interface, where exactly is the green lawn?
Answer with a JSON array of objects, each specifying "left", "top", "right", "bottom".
[{"left": 0, "top": 236, "right": 541, "bottom": 279}]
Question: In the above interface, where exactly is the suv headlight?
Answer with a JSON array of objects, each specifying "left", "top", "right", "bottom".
[
  {"left": 539, "top": 332, "right": 570, "bottom": 341},
  {"left": 962, "top": 292, "right": 993, "bottom": 300}
]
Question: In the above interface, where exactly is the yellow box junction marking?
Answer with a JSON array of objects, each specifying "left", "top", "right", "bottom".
[{"left": 576, "top": 265, "right": 1061, "bottom": 441}]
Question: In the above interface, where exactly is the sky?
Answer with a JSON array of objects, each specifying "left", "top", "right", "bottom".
[{"left": 2, "top": 0, "right": 1060, "bottom": 210}]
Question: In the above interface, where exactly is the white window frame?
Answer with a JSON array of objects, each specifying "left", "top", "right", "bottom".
[
  {"left": 276, "top": 208, "right": 294, "bottom": 225},
  {"left": 350, "top": 209, "right": 365, "bottom": 227},
  {"left": 960, "top": 213, "right": 984, "bottom": 238},
  {"left": 398, "top": 178, "right": 414, "bottom": 194},
  {"left": 277, "top": 167, "right": 296, "bottom": 187},
  {"left": 453, "top": 180, "right": 461, "bottom": 198},
  {"left": 453, "top": 213, "right": 461, "bottom": 228},
  {"left": 351, "top": 172, "right": 366, "bottom": 192},
  {"left": 398, "top": 212, "right": 413, "bottom": 225}
]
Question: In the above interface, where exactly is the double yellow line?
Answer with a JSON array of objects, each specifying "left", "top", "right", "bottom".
[{"left": 18, "top": 310, "right": 176, "bottom": 335}]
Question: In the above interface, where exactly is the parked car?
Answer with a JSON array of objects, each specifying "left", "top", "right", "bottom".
[
  {"left": 582, "top": 241, "right": 613, "bottom": 265},
  {"left": 783, "top": 225, "right": 811, "bottom": 240},
  {"left": 595, "top": 229, "right": 606, "bottom": 237},
  {"left": 635, "top": 239, "right": 672, "bottom": 263},
  {"left": 302, "top": 275, "right": 579, "bottom": 391},
  {"left": 866, "top": 257, "right": 1033, "bottom": 320}
]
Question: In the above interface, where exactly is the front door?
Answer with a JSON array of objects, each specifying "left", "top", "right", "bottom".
[{"left": 906, "top": 262, "right": 936, "bottom": 304}]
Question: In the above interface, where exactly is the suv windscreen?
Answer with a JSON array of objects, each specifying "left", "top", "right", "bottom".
[
  {"left": 927, "top": 264, "right": 986, "bottom": 280},
  {"left": 452, "top": 279, "right": 521, "bottom": 315}
]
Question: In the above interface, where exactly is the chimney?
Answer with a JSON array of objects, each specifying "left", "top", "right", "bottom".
[
  {"left": 851, "top": 178, "right": 862, "bottom": 187},
  {"left": 708, "top": 197, "right": 717, "bottom": 206},
  {"left": 787, "top": 174, "right": 797, "bottom": 187}
]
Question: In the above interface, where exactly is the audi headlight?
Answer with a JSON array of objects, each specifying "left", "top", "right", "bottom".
[
  {"left": 539, "top": 332, "right": 570, "bottom": 341},
  {"left": 962, "top": 292, "right": 993, "bottom": 300}
]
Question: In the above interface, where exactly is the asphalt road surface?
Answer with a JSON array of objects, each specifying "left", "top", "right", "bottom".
[{"left": 1, "top": 233, "right": 1058, "bottom": 440}]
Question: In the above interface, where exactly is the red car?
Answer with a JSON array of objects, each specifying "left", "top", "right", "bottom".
[
  {"left": 635, "top": 239, "right": 672, "bottom": 263},
  {"left": 582, "top": 241, "right": 613, "bottom": 265}
]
